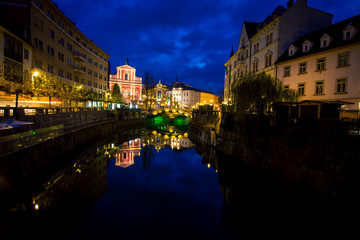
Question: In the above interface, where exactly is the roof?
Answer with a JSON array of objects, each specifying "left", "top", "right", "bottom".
[
  {"left": 276, "top": 14, "right": 360, "bottom": 64},
  {"left": 169, "top": 82, "right": 215, "bottom": 95},
  {"left": 244, "top": 22, "right": 259, "bottom": 39}
]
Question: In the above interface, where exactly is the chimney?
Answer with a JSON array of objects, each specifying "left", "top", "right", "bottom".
[
  {"left": 287, "top": 0, "right": 294, "bottom": 9},
  {"left": 296, "top": 0, "right": 308, "bottom": 7}
]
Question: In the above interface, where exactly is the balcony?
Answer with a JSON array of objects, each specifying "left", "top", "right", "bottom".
[
  {"left": 73, "top": 50, "right": 86, "bottom": 62},
  {"left": 73, "top": 65, "right": 86, "bottom": 74}
]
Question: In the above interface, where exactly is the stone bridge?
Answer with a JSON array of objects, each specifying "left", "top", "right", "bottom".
[{"left": 149, "top": 108, "right": 192, "bottom": 119}]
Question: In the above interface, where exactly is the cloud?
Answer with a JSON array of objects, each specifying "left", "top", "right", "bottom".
[{"left": 52, "top": 0, "right": 360, "bottom": 95}]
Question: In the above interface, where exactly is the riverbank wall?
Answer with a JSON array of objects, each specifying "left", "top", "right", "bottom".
[
  {"left": 0, "top": 110, "right": 146, "bottom": 191},
  {"left": 189, "top": 111, "right": 360, "bottom": 201}
]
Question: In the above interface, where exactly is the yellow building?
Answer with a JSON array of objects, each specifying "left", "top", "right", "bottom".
[
  {"left": 30, "top": 0, "right": 110, "bottom": 94},
  {"left": 0, "top": 0, "right": 110, "bottom": 107}
]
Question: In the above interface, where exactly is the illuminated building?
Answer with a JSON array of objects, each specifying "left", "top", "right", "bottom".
[
  {"left": 113, "top": 138, "right": 141, "bottom": 168},
  {"left": 276, "top": 15, "right": 360, "bottom": 110},
  {"left": 224, "top": 0, "right": 333, "bottom": 104},
  {"left": 166, "top": 82, "right": 218, "bottom": 109},
  {"left": 0, "top": 0, "right": 110, "bottom": 107},
  {"left": 109, "top": 58, "right": 142, "bottom": 105}
]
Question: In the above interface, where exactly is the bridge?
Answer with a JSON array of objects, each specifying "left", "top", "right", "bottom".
[{"left": 148, "top": 108, "right": 192, "bottom": 119}]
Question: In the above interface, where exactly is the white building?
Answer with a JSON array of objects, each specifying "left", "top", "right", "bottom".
[
  {"left": 276, "top": 15, "right": 360, "bottom": 110},
  {"left": 166, "top": 82, "right": 217, "bottom": 109},
  {"left": 224, "top": 0, "right": 333, "bottom": 104}
]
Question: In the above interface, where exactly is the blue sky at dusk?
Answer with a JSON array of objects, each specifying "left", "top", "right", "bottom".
[{"left": 52, "top": 0, "right": 360, "bottom": 95}]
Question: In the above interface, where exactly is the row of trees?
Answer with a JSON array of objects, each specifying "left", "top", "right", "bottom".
[{"left": 0, "top": 67, "right": 123, "bottom": 108}]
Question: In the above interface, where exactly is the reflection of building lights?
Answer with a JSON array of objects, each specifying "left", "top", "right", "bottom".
[
  {"left": 207, "top": 163, "right": 211, "bottom": 168},
  {"left": 34, "top": 204, "right": 39, "bottom": 210}
]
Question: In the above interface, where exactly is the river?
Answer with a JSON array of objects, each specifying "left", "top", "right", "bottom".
[{"left": 1, "top": 121, "right": 359, "bottom": 239}]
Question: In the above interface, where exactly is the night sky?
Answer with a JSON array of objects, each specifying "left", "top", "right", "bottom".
[{"left": 52, "top": 0, "right": 360, "bottom": 95}]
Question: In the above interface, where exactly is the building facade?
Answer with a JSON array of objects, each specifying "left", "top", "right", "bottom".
[
  {"left": 224, "top": 0, "right": 333, "bottom": 104},
  {"left": 276, "top": 15, "right": 360, "bottom": 110},
  {"left": 109, "top": 58, "right": 142, "bottom": 105},
  {"left": 0, "top": 0, "right": 110, "bottom": 107},
  {"left": 166, "top": 82, "right": 218, "bottom": 109},
  {"left": 0, "top": 25, "right": 33, "bottom": 106},
  {"left": 30, "top": 0, "right": 110, "bottom": 93}
]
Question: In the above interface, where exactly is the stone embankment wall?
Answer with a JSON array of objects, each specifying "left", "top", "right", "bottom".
[
  {"left": 0, "top": 110, "right": 146, "bottom": 190},
  {"left": 189, "top": 112, "right": 360, "bottom": 200}
]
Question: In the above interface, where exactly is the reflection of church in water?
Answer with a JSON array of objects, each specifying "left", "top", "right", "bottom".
[{"left": 113, "top": 139, "right": 141, "bottom": 168}]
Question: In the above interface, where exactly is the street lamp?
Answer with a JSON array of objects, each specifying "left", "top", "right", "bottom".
[{"left": 32, "top": 71, "right": 39, "bottom": 85}]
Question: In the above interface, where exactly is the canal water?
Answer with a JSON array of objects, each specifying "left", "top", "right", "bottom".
[{"left": 1, "top": 122, "right": 359, "bottom": 238}]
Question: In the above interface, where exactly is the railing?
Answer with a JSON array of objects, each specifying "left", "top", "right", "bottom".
[{"left": 0, "top": 107, "right": 148, "bottom": 157}]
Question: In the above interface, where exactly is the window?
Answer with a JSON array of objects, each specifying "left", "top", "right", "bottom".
[
  {"left": 47, "top": 10, "right": 54, "bottom": 21},
  {"left": 74, "top": 76, "right": 79, "bottom": 82},
  {"left": 58, "top": 69, "right": 64, "bottom": 77},
  {"left": 94, "top": 61, "right": 98, "bottom": 67},
  {"left": 47, "top": 46, "right": 54, "bottom": 56},
  {"left": 35, "top": 59, "right": 43, "bottom": 69},
  {"left": 299, "top": 62, "right": 307, "bottom": 74},
  {"left": 302, "top": 40, "right": 312, "bottom": 52},
  {"left": 24, "top": 48, "right": 29, "bottom": 60},
  {"left": 288, "top": 45, "right": 297, "bottom": 56},
  {"left": 34, "top": 0, "right": 43, "bottom": 10},
  {"left": 67, "top": 43, "right": 72, "bottom": 51},
  {"left": 58, "top": 38, "right": 64, "bottom": 46},
  {"left": 88, "top": 69, "right": 92, "bottom": 75},
  {"left": 284, "top": 66, "right": 291, "bottom": 77},
  {"left": 265, "top": 53, "right": 272, "bottom": 67},
  {"left": 316, "top": 58, "right": 326, "bottom": 71},
  {"left": 88, "top": 58, "right": 92, "bottom": 64},
  {"left": 338, "top": 52, "right": 350, "bottom": 67},
  {"left": 67, "top": 58, "right": 72, "bottom": 66},
  {"left": 298, "top": 83, "right": 305, "bottom": 96},
  {"left": 315, "top": 81, "right": 324, "bottom": 95},
  {"left": 125, "top": 74, "right": 128, "bottom": 80},
  {"left": 266, "top": 32, "right": 273, "bottom": 46},
  {"left": 252, "top": 61, "right": 258, "bottom": 72},
  {"left": 47, "top": 64, "right": 54, "bottom": 74},
  {"left": 34, "top": 17, "right": 43, "bottom": 31},
  {"left": 67, "top": 29, "right": 73, "bottom": 36},
  {"left": 49, "top": 29, "right": 55, "bottom": 39},
  {"left": 58, "top": 52, "right": 64, "bottom": 62},
  {"left": 82, "top": 41, "right": 87, "bottom": 47},
  {"left": 58, "top": 20, "right": 64, "bottom": 29},
  {"left": 336, "top": 78, "right": 347, "bottom": 93},
  {"left": 88, "top": 81, "right": 92, "bottom": 86},
  {"left": 94, "top": 72, "right": 98, "bottom": 77},
  {"left": 35, "top": 38, "right": 43, "bottom": 50},
  {"left": 254, "top": 42, "right": 259, "bottom": 53},
  {"left": 67, "top": 73, "right": 72, "bottom": 80}
]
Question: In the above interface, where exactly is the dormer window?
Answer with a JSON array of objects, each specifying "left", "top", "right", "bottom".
[
  {"left": 343, "top": 24, "right": 358, "bottom": 40},
  {"left": 320, "top": 33, "right": 331, "bottom": 48},
  {"left": 288, "top": 44, "right": 297, "bottom": 56},
  {"left": 302, "top": 40, "right": 312, "bottom": 52}
]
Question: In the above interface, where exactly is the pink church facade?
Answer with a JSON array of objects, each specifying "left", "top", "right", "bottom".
[{"left": 109, "top": 59, "right": 142, "bottom": 104}]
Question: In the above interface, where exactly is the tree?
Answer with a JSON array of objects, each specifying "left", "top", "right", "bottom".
[
  {"left": 143, "top": 71, "right": 154, "bottom": 109},
  {"left": 111, "top": 83, "right": 122, "bottom": 103},
  {"left": 32, "top": 72, "right": 61, "bottom": 108},
  {"left": 231, "top": 72, "right": 298, "bottom": 118},
  {"left": 0, "top": 62, "right": 33, "bottom": 107}
]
